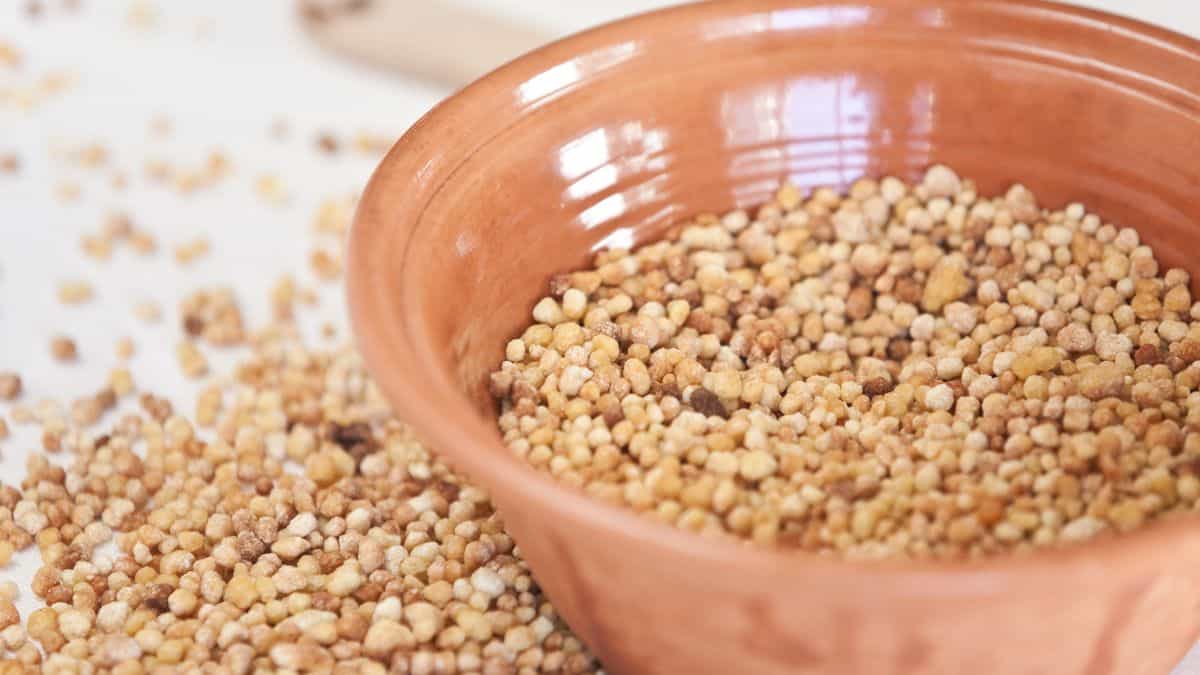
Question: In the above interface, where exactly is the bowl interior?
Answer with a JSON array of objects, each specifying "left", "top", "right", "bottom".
[
  {"left": 350, "top": 0, "right": 1200, "bottom": 546},
  {"left": 367, "top": 0, "right": 1200, "bottom": 435}
]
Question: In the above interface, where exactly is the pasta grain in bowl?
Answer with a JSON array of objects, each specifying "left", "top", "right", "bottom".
[{"left": 489, "top": 166, "right": 1200, "bottom": 560}]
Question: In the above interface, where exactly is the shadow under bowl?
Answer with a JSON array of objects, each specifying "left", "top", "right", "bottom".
[{"left": 349, "top": 1, "right": 1200, "bottom": 673}]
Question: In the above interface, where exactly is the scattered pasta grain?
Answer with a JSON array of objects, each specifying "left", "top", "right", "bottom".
[
  {"left": 6, "top": 289, "right": 596, "bottom": 672},
  {"left": 0, "top": 373, "right": 21, "bottom": 401},
  {"left": 50, "top": 336, "right": 77, "bottom": 362},
  {"left": 176, "top": 341, "right": 208, "bottom": 378},
  {"left": 115, "top": 336, "right": 135, "bottom": 360},
  {"left": 133, "top": 299, "right": 161, "bottom": 323},
  {"left": 172, "top": 236, "right": 210, "bottom": 265},
  {"left": 56, "top": 280, "right": 94, "bottom": 305}
]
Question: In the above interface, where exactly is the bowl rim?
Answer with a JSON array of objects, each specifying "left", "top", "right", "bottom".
[{"left": 348, "top": 0, "right": 1200, "bottom": 584}]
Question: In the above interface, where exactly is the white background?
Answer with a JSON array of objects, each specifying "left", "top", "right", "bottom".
[{"left": 0, "top": 0, "right": 1195, "bottom": 671}]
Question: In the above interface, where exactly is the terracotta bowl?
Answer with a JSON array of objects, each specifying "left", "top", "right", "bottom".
[{"left": 348, "top": 1, "right": 1200, "bottom": 673}]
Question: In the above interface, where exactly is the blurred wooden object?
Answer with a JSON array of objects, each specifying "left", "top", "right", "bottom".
[{"left": 298, "top": 0, "right": 553, "bottom": 88}]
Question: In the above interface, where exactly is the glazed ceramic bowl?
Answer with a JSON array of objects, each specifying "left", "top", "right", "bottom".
[{"left": 348, "top": 1, "right": 1200, "bottom": 673}]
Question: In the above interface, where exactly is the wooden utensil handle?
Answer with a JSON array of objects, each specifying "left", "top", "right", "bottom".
[{"left": 299, "top": 0, "right": 554, "bottom": 88}]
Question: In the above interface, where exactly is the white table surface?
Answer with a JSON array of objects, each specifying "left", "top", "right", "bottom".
[{"left": 0, "top": 0, "right": 1195, "bottom": 671}]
